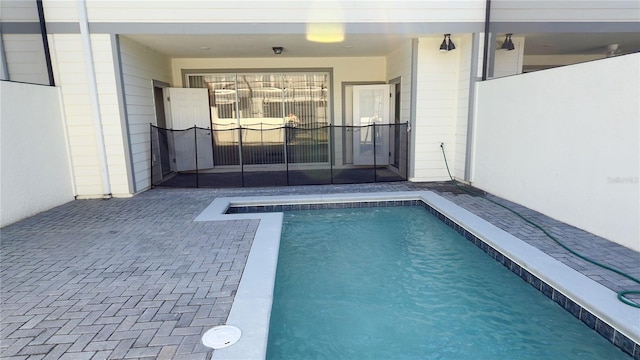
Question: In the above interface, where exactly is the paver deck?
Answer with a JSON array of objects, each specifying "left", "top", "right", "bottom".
[{"left": 1, "top": 182, "right": 639, "bottom": 359}]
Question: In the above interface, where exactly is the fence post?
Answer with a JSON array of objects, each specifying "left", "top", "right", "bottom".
[
  {"left": 373, "top": 123, "right": 377, "bottom": 182},
  {"left": 285, "top": 124, "right": 290, "bottom": 186},
  {"left": 405, "top": 122, "right": 410, "bottom": 180},
  {"left": 239, "top": 126, "right": 245, "bottom": 187},
  {"left": 330, "top": 124, "right": 334, "bottom": 184},
  {"left": 194, "top": 125, "right": 199, "bottom": 188}
]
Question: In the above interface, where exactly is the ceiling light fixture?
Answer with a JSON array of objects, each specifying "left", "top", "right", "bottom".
[
  {"left": 439, "top": 34, "right": 455, "bottom": 52},
  {"left": 306, "top": 23, "right": 345, "bottom": 43},
  {"left": 501, "top": 34, "right": 515, "bottom": 51},
  {"left": 272, "top": 47, "right": 283, "bottom": 55},
  {"left": 305, "top": 2, "right": 345, "bottom": 43}
]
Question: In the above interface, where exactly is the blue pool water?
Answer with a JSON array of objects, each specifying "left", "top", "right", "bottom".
[{"left": 266, "top": 206, "right": 629, "bottom": 359}]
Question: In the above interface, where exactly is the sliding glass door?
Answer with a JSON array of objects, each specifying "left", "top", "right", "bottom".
[{"left": 186, "top": 71, "right": 331, "bottom": 168}]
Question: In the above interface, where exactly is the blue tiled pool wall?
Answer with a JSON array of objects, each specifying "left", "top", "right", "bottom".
[
  {"left": 226, "top": 200, "right": 422, "bottom": 213},
  {"left": 421, "top": 204, "right": 639, "bottom": 359},
  {"left": 227, "top": 200, "right": 639, "bottom": 359}
]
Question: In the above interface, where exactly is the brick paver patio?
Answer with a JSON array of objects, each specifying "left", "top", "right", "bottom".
[{"left": 1, "top": 182, "right": 639, "bottom": 359}]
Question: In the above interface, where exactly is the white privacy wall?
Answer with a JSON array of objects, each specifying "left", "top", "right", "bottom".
[
  {"left": 473, "top": 54, "right": 640, "bottom": 251},
  {"left": 0, "top": 82, "right": 74, "bottom": 227}
]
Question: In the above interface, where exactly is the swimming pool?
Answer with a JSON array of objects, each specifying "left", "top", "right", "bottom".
[
  {"left": 196, "top": 191, "right": 640, "bottom": 359},
  {"left": 267, "top": 206, "right": 629, "bottom": 359}
]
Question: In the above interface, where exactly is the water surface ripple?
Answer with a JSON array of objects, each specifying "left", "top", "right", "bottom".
[{"left": 267, "top": 207, "right": 629, "bottom": 359}]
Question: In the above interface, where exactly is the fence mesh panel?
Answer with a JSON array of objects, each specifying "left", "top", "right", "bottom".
[{"left": 151, "top": 123, "right": 408, "bottom": 188}]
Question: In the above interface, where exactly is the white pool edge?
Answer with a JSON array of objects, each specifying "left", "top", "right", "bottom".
[{"left": 195, "top": 191, "right": 640, "bottom": 359}]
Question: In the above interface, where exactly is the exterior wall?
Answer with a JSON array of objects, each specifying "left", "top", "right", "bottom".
[
  {"left": 0, "top": 82, "right": 74, "bottom": 227},
  {"left": 473, "top": 53, "right": 640, "bottom": 251},
  {"left": 524, "top": 55, "right": 605, "bottom": 72},
  {"left": 2, "top": 34, "right": 49, "bottom": 85},
  {"left": 524, "top": 55, "right": 603, "bottom": 67},
  {"left": 412, "top": 37, "right": 468, "bottom": 182},
  {"left": 48, "top": 33, "right": 102, "bottom": 196},
  {"left": 25, "top": 0, "right": 638, "bottom": 199},
  {"left": 48, "top": 33, "right": 130, "bottom": 197},
  {"left": 93, "top": 35, "right": 131, "bottom": 196},
  {"left": 0, "top": 0, "right": 40, "bottom": 20},
  {"left": 172, "top": 56, "right": 386, "bottom": 126},
  {"left": 492, "top": 36, "right": 525, "bottom": 78},
  {"left": 119, "top": 36, "right": 172, "bottom": 192},
  {"left": 386, "top": 40, "right": 413, "bottom": 175},
  {"left": 385, "top": 41, "right": 412, "bottom": 126},
  {"left": 410, "top": 33, "right": 523, "bottom": 182},
  {"left": 0, "top": 1, "right": 49, "bottom": 84}
]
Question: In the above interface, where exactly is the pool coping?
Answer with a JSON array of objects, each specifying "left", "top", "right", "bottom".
[{"left": 195, "top": 191, "right": 640, "bottom": 359}]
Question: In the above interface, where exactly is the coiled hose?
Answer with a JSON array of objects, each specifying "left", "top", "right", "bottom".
[{"left": 439, "top": 143, "right": 640, "bottom": 308}]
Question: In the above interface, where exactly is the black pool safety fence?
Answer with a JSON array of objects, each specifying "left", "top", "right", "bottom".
[{"left": 150, "top": 122, "right": 409, "bottom": 188}]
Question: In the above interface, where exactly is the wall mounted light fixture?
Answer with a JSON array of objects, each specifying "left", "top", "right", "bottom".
[
  {"left": 501, "top": 34, "right": 515, "bottom": 51},
  {"left": 439, "top": 34, "right": 455, "bottom": 52},
  {"left": 272, "top": 47, "right": 283, "bottom": 55}
]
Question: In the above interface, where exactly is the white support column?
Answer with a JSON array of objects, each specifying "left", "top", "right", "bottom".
[{"left": 464, "top": 33, "right": 481, "bottom": 182}]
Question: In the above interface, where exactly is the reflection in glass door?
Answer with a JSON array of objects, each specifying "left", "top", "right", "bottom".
[{"left": 352, "top": 85, "right": 392, "bottom": 165}]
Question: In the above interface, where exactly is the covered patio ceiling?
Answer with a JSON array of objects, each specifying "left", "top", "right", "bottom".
[{"left": 124, "top": 32, "right": 640, "bottom": 59}]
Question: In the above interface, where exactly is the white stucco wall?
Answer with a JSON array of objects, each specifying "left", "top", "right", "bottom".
[
  {"left": 0, "top": 81, "right": 74, "bottom": 227},
  {"left": 473, "top": 53, "right": 640, "bottom": 251}
]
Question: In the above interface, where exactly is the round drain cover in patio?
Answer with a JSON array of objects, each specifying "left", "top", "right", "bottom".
[{"left": 202, "top": 325, "right": 242, "bottom": 349}]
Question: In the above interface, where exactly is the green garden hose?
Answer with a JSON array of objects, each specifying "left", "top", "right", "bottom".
[{"left": 439, "top": 143, "right": 640, "bottom": 308}]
